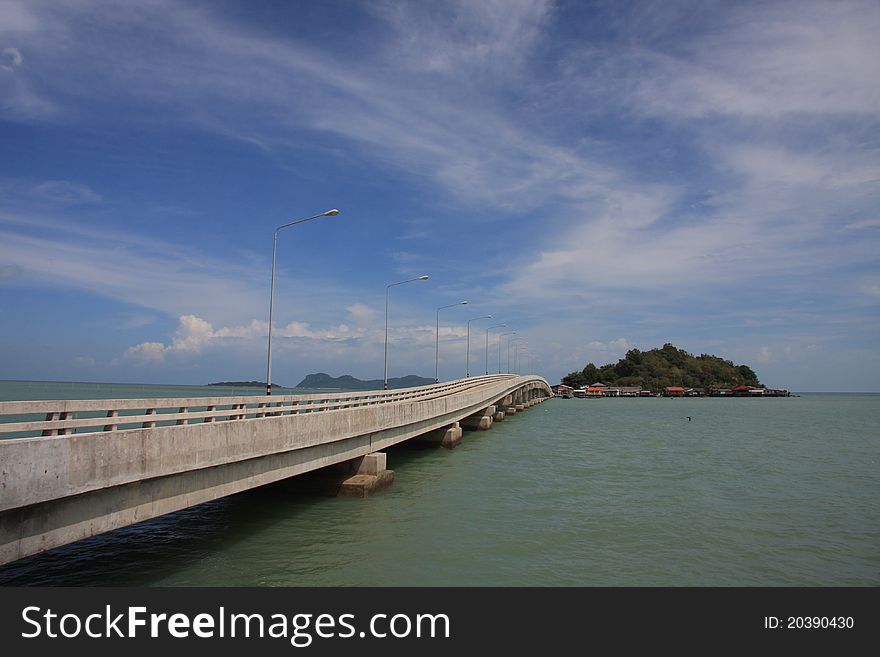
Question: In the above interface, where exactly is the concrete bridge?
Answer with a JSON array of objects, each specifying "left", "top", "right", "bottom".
[{"left": 0, "top": 374, "right": 551, "bottom": 565}]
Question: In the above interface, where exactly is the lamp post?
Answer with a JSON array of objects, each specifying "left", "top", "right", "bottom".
[
  {"left": 514, "top": 340, "right": 527, "bottom": 374},
  {"left": 521, "top": 349, "right": 533, "bottom": 375},
  {"left": 485, "top": 323, "right": 506, "bottom": 375},
  {"left": 435, "top": 300, "right": 468, "bottom": 383},
  {"left": 466, "top": 315, "right": 492, "bottom": 378},
  {"left": 499, "top": 331, "right": 516, "bottom": 374},
  {"left": 509, "top": 336, "right": 526, "bottom": 374},
  {"left": 516, "top": 344, "right": 528, "bottom": 375},
  {"left": 266, "top": 208, "right": 340, "bottom": 396},
  {"left": 384, "top": 275, "right": 429, "bottom": 390}
]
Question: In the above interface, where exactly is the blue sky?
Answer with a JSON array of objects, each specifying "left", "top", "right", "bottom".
[{"left": 1, "top": 0, "right": 878, "bottom": 391}]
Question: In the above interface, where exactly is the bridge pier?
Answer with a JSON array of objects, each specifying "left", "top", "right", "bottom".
[
  {"left": 498, "top": 393, "right": 516, "bottom": 415},
  {"left": 461, "top": 406, "right": 495, "bottom": 430},
  {"left": 300, "top": 452, "right": 394, "bottom": 498},
  {"left": 335, "top": 452, "right": 394, "bottom": 497},
  {"left": 412, "top": 422, "right": 463, "bottom": 448}
]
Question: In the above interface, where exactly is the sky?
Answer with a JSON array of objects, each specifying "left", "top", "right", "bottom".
[{"left": 1, "top": 0, "right": 878, "bottom": 392}]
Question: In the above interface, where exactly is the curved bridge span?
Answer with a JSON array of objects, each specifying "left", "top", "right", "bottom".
[{"left": 0, "top": 374, "right": 551, "bottom": 565}]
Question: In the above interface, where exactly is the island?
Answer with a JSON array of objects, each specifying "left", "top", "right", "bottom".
[
  {"left": 296, "top": 373, "right": 435, "bottom": 390},
  {"left": 560, "top": 343, "right": 789, "bottom": 396}
]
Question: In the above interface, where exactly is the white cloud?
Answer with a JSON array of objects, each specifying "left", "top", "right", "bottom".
[
  {"left": 757, "top": 346, "right": 772, "bottom": 364},
  {"left": 860, "top": 281, "right": 880, "bottom": 299},
  {"left": 721, "top": 145, "right": 880, "bottom": 189},
  {"left": 0, "top": 177, "right": 102, "bottom": 208},
  {"left": 374, "top": 0, "right": 552, "bottom": 78},
  {"left": 0, "top": 0, "right": 618, "bottom": 212},
  {"left": 123, "top": 314, "right": 366, "bottom": 365},
  {"left": 124, "top": 341, "right": 167, "bottom": 364},
  {"left": 346, "top": 303, "right": 377, "bottom": 322},
  {"left": 118, "top": 313, "right": 157, "bottom": 329},
  {"left": 845, "top": 219, "right": 880, "bottom": 230},
  {"left": 625, "top": 1, "right": 880, "bottom": 119},
  {"left": 169, "top": 314, "right": 215, "bottom": 353},
  {"left": 586, "top": 338, "right": 631, "bottom": 354},
  {"left": 0, "top": 212, "right": 269, "bottom": 324},
  {"left": 0, "top": 1, "right": 39, "bottom": 33},
  {"left": 0, "top": 264, "right": 22, "bottom": 282},
  {"left": 31, "top": 180, "right": 102, "bottom": 204},
  {"left": 1, "top": 47, "right": 22, "bottom": 70}
]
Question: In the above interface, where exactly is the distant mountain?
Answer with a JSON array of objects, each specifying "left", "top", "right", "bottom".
[
  {"left": 207, "top": 381, "right": 289, "bottom": 389},
  {"left": 296, "top": 373, "right": 434, "bottom": 390}
]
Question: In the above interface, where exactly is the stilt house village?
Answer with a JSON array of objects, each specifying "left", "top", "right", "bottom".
[{"left": 555, "top": 344, "right": 790, "bottom": 398}]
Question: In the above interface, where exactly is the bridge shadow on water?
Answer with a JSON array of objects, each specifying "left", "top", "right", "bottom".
[{"left": 0, "top": 440, "right": 457, "bottom": 586}]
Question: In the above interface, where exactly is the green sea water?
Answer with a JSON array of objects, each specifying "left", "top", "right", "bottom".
[{"left": 0, "top": 380, "right": 877, "bottom": 586}]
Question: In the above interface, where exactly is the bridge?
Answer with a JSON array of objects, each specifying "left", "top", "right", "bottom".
[{"left": 0, "top": 374, "right": 551, "bottom": 566}]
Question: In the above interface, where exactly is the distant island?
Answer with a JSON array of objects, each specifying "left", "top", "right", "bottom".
[
  {"left": 296, "top": 373, "right": 435, "bottom": 390},
  {"left": 207, "top": 380, "right": 289, "bottom": 388},
  {"left": 562, "top": 343, "right": 762, "bottom": 391}
]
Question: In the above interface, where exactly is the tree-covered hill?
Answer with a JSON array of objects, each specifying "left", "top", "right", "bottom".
[
  {"left": 296, "top": 373, "right": 435, "bottom": 390},
  {"left": 562, "top": 343, "right": 761, "bottom": 391}
]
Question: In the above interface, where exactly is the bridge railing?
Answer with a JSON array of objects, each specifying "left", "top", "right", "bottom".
[{"left": 0, "top": 375, "right": 518, "bottom": 440}]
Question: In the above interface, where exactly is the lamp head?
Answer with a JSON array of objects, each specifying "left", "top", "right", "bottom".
[
  {"left": 419, "top": 275, "right": 429, "bottom": 280},
  {"left": 323, "top": 209, "right": 340, "bottom": 216}
]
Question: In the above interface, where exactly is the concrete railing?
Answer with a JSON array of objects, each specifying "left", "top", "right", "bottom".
[
  {"left": 0, "top": 374, "right": 552, "bottom": 564},
  {"left": 0, "top": 375, "right": 516, "bottom": 439}
]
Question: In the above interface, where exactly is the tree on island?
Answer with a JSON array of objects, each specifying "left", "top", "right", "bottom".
[{"left": 562, "top": 343, "right": 761, "bottom": 391}]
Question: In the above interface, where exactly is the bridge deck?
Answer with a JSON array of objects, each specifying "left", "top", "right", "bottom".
[
  {"left": 0, "top": 375, "right": 552, "bottom": 565},
  {"left": 0, "top": 375, "right": 515, "bottom": 438}
]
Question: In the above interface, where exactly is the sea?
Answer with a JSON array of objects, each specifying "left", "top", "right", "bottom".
[{"left": 0, "top": 380, "right": 877, "bottom": 586}]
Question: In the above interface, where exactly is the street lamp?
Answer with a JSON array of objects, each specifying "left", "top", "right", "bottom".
[
  {"left": 266, "top": 208, "right": 340, "bottom": 396},
  {"left": 435, "top": 300, "right": 468, "bottom": 383},
  {"left": 513, "top": 339, "right": 528, "bottom": 374},
  {"left": 384, "top": 275, "right": 430, "bottom": 390},
  {"left": 485, "top": 323, "right": 506, "bottom": 375},
  {"left": 509, "top": 336, "right": 526, "bottom": 374},
  {"left": 466, "top": 315, "right": 491, "bottom": 377},
  {"left": 499, "top": 331, "right": 516, "bottom": 374},
  {"left": 516, "top": 344, "right": 529, "bottom": 375}
]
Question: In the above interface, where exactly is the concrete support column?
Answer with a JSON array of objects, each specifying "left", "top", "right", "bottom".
[
  {"left": 461, "top": 405, "right": 495, "bottom": 430},
  {"left": 337, "top": 452, "right": 394, "bottom": 497},
  {"left": 300, "top": 452, "right": 394, "bottom": 497},
  {"left": 514, "top": 388, "right": 525, "bottom": 412},
  {"left": 413, "top": 422, "right": 463, "bottom": 449}
]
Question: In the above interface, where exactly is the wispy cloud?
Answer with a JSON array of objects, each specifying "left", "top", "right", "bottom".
[
  {"left": 844, "top": 219, "right": 880, "bottom": 230},
  {"left": 0, "top": 0, "right": 620, "bottom": 214},
  {"left": 0, "top": 217, "right": 266, "bottom": 323},
  {"left": 503, "top": 0, "right": 880, "bottom": 318}
]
